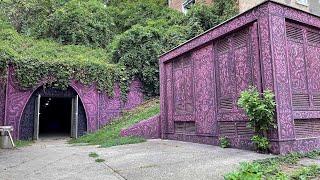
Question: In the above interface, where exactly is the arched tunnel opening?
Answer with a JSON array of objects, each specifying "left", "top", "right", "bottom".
[{"left": 20, "top": 86, "right": 87, "bottom": 140}]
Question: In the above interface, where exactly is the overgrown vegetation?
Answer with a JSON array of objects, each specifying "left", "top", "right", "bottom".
[
  {"left": 0, "top": 17, "right": 124, "bottom": 95},
  {"left": 219, "top": 136, "right": 230, "bottom": 148},
  {"left": 238, "top": 87, "right": 276, "bottom": 152},
  {"left": 0, "top": 0, "right": 238, "bottom": 97},
  {"left": 225, "top": 150, "right": 320, "bottom": 180},
  {"left": 69, "top": 98, "right": 160, "bottom": 147}
]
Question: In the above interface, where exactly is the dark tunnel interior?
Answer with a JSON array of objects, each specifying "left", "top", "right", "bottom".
[{"left": 39, "top": 97, "right": 72, "bottom": 137}]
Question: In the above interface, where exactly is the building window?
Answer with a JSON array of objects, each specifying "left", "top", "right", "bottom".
[
  {"left": 182, "top": 0, "right": 195, "bottom": 14},
  {"left": 296, "top": 0, "right": 308, "bottom": 6}
]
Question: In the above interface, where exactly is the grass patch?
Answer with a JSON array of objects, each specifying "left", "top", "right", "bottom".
[
  {"left": 95, "top": 158, "right": 105, "bottom": 163},
  {"left": 224, "top": 150, "right": 320, "bottom": 180},
  {"left": 69, "top": 98, "right": 160, "bottom": 147},
  {"left": 14, "top": 140, "right": 33, "bottom": 148},
  {"left": 89, "top": 152, "right": 99, "bottom": 158}
]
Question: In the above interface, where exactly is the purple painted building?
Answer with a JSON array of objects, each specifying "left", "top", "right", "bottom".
[
  {"left": 159, "top": 0, "right": 320, "bottom": 154},
  {"left": 0, "top": 65, "right": 144, "bottom": 140}
]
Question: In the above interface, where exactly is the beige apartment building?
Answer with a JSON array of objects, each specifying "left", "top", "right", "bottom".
[{"left": 168, "top": 0, "right": 320, "bottom": 16}]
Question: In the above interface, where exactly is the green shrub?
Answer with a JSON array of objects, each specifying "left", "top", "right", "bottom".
[
  {"left": 2, "top": 0, "right": 65, "bottom": 37},
  {"left": 109, "top": 21, "right": 201, "bottom": 96},
  {"left": 48, "top": 0, "right": 116, "bottom": 48},
  {"left": 238, "top": 87, "right": 276, "bottom": 152},
  {"left": 238, "top": 87, "right": 276, "bottom": 133},
  {"left": 219, "top": 136, "right": 230, "bottom": 148},
  {"left": 251, "top": 135, "right": 269, "bottom": 152},
  {"left": 186, "top": 0, "right": 238, "bottom": 31}
]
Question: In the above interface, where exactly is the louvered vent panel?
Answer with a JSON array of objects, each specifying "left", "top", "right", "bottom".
[
  {"left": 292, "top": 94, "right": 310, "bottom": 108},
  {"left": 234, "top": 30, "right": 247, "bottom": 48},
  {"left": 217, "top": 39, "right": 229, "bottom": 53},
  {"left": 175, "top": 122, "right": 185, "bottom": 133},
  {"left": 313, "top": 94, "right": 320, "bottom": 107},
  {"left": 286, "top": 24, "right": 303, "bottom": 41},
  {"left": 220, "top": 98, "right": 233, "bottom": 110},
  {"left": 174, "top": 121, "right": 196, "bottom": 133},
  {"left": 295, "top": 119, "right": 320, "bottom": 138},
  {"left": 219, "top": 122, "right": 236, "bottom": 137},
  {"left": 185, "top": 122, "right": 196, "bottom": 133},
  {"left": 307, "top": 30, "right": 320, "bottom": 44},
  {"left": 236, "top": 122, "right": 254, "bottom": 136}
]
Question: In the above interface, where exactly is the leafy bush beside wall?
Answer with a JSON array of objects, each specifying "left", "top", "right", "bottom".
[{"left": 238, "top": 87, "right": 276, "bottom": 152}]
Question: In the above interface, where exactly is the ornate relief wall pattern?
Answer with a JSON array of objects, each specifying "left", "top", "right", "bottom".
[
  {"left": 159, "top": 1, "right": 320, "bottom": 153},
  {"left": 165, "top": 63, "right": 174, "bottom": 133},
  {"left": 288, "top": 41, "right": 308, "bottom": 92},
  {"left": 271, "top": 14, "right": 295, "bottom": 140},
  {"left": 193, "top": 44, "right": 216, "bottom": 135},
  {"left": 5, "top": 67, "right": 34, "bottom": 139},
  {"left": 173, "top": 56, "right": 194, "bottom": 115},
  {"left": 71, "top": 81, "right": 99, "bottom": 132},
  {"left": 124, "top": 79, "right": 144, "bottom": 110},
  {"left": 306, "top": 45, "right": 320, "bottom": 92},
  {"left": 217, "top": 52, "right": 233, "bottom": 97},
  {"left": 235, "top": 46, "right": 252, "bottom": 96}
]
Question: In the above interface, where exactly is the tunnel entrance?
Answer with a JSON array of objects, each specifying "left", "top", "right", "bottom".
[
  {"left": 20, "top": 86, "right": 87, "bottom": 141},
  {"left": 39, "top": 97, "right": 72, "bottom": 138}
]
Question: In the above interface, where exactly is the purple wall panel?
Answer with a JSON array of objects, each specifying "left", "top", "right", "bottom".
[
  {"left": 124, "top": 79, "right": 144, "bottom": 110},
  {"left": 193, "top": 44, "right": 216, "bottom": 135},
  {"left": 71, "top": 81, "right": 99, "bottom": 132},
  {"left": 0, "top": 69, "right": 6, "bottom": 126},
  {"left": 5, "top": 67, "right": 34, "bottom": 139},
  {"left": 165, "top": 62, "right": 174, "bottom": 134},
  {"left": 270, "top": 14, "right": 295, "bottom": 140}
]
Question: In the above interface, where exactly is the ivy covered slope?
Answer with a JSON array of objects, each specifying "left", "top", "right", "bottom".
[
  {"left": 69, "top": 98, "right": 160, "bottom": 147},
  {"left": 0, "top": 17, "right": 126, "bottom": 95},
  {"left": 1, "top": 0, "right": 238, "bottom": 97}
]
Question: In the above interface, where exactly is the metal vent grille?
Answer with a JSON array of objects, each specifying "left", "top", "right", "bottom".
[
  {"left": 295, "top": 119, "right": 320, "bottom": 138},
  {"left": 236, "top": 122, "right": 254, "bottom": 136},
  {"left": 307, "top": 30, "right": 320, "bottom": 44},
  {"left": 292, "top": 94, "right": 310, "bottom": 108},
  {"left": 219, "top": 122, "right": 236, "bottom": 137},
  {"left": 217, "top": 39, "right": 229, "bottom": 53},
  {"left": 234, "top": 30, "right": 247, "bottom": 48},
  {"left": 219, "top": 98, "right": 233, "bottom": 110},
  {"left": 175, "top": 122, "right": 185, "bottom": 133},
  {"left": 313, "top": 94, "right": 320, "bottom": 107},
  {"left": 174, "top": 121, "right": 196, "bottom": 133},
  {"left": 286, "top": 24, "right": 303, "bottom": 41}
]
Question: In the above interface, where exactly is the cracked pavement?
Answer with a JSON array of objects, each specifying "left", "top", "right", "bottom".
[{"left": 0, "top": 138, "right": 273, "bottom": 180}]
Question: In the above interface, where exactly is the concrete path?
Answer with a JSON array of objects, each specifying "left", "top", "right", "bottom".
[{"left": 0, "top": 139, "right": 273, "bottom": 180}]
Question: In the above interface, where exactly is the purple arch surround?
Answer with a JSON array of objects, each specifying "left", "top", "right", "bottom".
[{"left": 4, "top": 66, "right": 144, "bottom": 139}]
